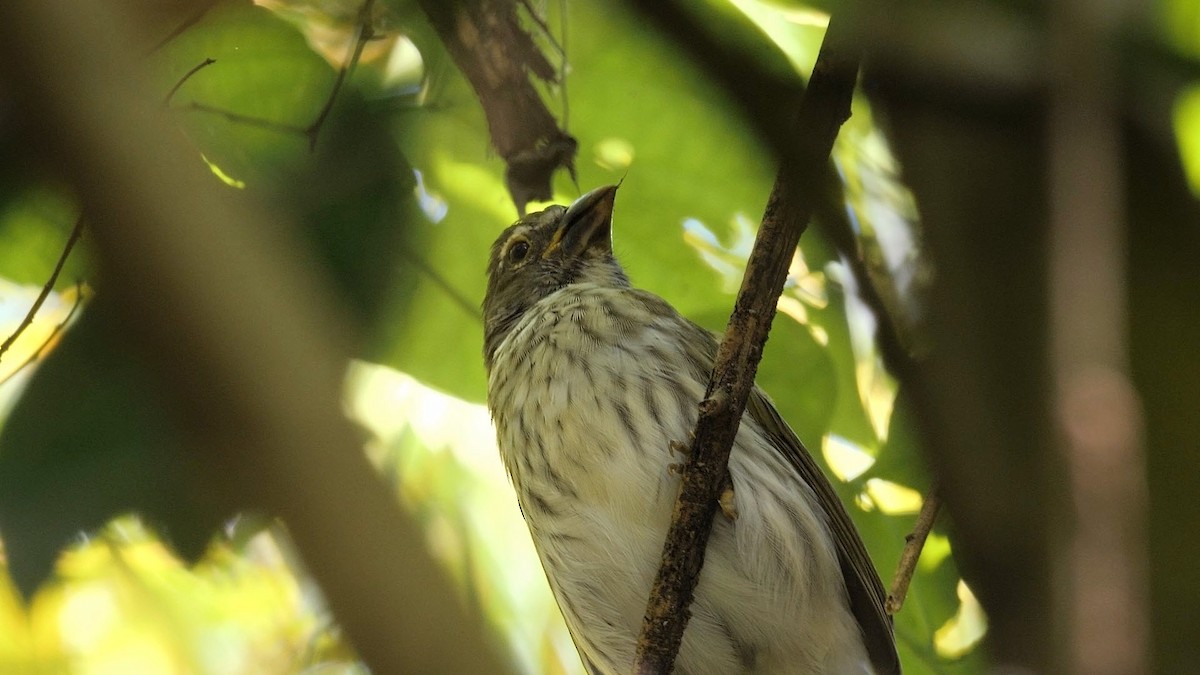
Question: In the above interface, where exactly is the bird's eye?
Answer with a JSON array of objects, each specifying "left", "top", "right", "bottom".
[{"left": 509, "top": 240, "right": 530, "bottom": 263}]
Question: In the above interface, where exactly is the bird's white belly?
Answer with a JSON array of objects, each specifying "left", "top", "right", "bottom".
[{"left": 488, "top": 289, "right": 871, "bottom": 674}]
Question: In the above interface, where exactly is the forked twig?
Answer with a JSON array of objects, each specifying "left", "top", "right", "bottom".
[
  {"left": 304, "top": 0, "right": 377, "bottom": 151},
  {"left": 179, "top": 0, "right": 380, "bottom": 152}
]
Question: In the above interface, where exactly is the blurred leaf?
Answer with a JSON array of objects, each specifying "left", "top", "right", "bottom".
[
  {"left": 0, "top": 1, "right": 418, "bottom": 597},
  {"left": 0, "top": 303, "right": 224, "bottom": 596},
  {"left": 869, "top": 390, "right": 934, "bottom": 491},
  {"left": 150, "top": 0, "right": 337, "bottom": 187},
  {"left": 0, "top": 186, "right": 88, "bottom": 290}
]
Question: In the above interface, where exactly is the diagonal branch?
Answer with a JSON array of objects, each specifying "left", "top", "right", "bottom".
[
  {"left": 886, "top": 478, "right": 941, "bottom": 614},
  {"left": 622, "top": 0, "right": 944, "bottom": 633},
  {"left": 0, "top": 0, "right": 512, "bottom": 671},
  {"left": 633, "top": 14, "right": 863, "bottom": 673},
  {"left": 164, "top": 58, "right": 216, "bottom": 106}
]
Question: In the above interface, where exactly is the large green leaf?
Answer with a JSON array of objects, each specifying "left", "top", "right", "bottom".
[
  {"left": 149, "top": 1, "right": 338, "bottom": 186},
  {"left": 0, "top": 2, "right": 416, "bottom": 594},
  {"left": 0, "top": 303, "right": 222, "bottom": 596},
  {"left": 0, "top": 185, "right": 88, "bottom": 290}
]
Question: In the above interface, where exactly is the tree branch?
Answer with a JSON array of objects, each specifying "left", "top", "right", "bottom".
[
  {"left": 633, "top": 15, "right": 862, "bottom": 673},
  {"left": 416, "top": 0, "right": 576, "bottom": 215},
  {"left": 175, "top": 0, "right": 379, "bottom": 151},
  {"left": 886, "top": 479, "right": 941, "bottom": 614},
  {"left": 622, "top": 0, "right": 946, "bottom": 630},
  {"left": 164, "top": 58, "right": 216, "bottom": 106}
]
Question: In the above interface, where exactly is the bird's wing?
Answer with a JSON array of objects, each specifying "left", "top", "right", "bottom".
[{"left": 745, "top": 388, "right": 901, "bottom": 675}]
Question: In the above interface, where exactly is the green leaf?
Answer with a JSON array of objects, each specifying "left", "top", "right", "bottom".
[
  {"left": 0, "top": 2, "right": 419, "bottom": 596},
  {"left": 150, "top": 1, "right": 338, "bottom": 187},
  {"left": 0, "top": 303, "right": 225, "bottom": 596},
  {"left": 0, "top": 186, "right": 88, "bottom": 290}
]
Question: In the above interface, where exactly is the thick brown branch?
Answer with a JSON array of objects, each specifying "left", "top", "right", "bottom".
[
  {"left": 633, "top": 16, "right": 862, "bottom": 674},
  {"left": 886, "top": 479, "right": 942, "bottom": 614},
  {"left": 416, "top": 0, "right": 576, "bottom": 215},
  {"left": 624, "top": 0, "right": 946, "bottom": 627},
  {"left": 0, "top": 214, "right": 85, "bottom": 364}
]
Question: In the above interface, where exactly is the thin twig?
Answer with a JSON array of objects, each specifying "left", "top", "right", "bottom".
[
  {"left": 182, "top": 101, "right": 308, "bottom": 136},
  {"left": 0, "top": 281, "right": 85, "bottom": 387},
  {"left": 0, "top": 214, "right": 86, "bottom": 364},
  {"left": 886, "top": 480, "right": 942, "bottom": 614},
  {"left": 395, "top": 245, "right": 480, "bottom": 321},
  {"left": 633, "top": 15, "right": 862, "bottom": 674},
  {"left": 818, "top": 171, "right": 945, "bottom": 598},
  {"left": 305, "top": 0, "right": 377, "bottom": 151},
  {"left": 146, "top": 0, "right": 217, "bottom": 56},
  {"left": 164, "top": 58, "right": 216, "bottom": 106},
  {"left": 517, "top": 0, "right": 565, "bottom": 58},
  {"left": 178, "top": 0, "right": 377, "bottom": 151}
]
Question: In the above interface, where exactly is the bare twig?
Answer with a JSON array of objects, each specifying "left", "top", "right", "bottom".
[
  {"left": 179, "top": 0, "right": 379, "bottom": 150},
  {"left": 0, "top": 214, "right": 85, "bottom": 364},
  {"left": 304, "top": 0, "right": 377, "bottom": 151},
  {"left": 182, "top": 101, "right": 309, "bottom": 136},
  {"left": 885, "top": 480, "right": 942, "bottom": 614},
  {"left": 633, "top": 15, "right": 862, "bottom": 673},
  {"left": 517, "top": 0, "right": 565, "bottom": 58},
  {"left": 146, "top": 0, "right": 217, "bottom": 56},
  {"left": 164, "top": 58, "right": 216, "bottom": 106},
  {"left": 0, "top": 281, "right": 85, "bottom": 387},
  {"left": 818, "top": 162, "right": 946, "bottom": 604},
  {"left": 417, "top": 0, "right": 576, "bottom": 214}
]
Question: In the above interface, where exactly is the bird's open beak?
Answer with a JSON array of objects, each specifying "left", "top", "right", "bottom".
[{"left": 559, "top": 184, "right": 617, "bottom": 257}]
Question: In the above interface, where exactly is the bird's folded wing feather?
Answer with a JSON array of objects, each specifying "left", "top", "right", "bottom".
[
  {"left": 745, "top": 388, "right": 901, "bottom": 675},
  {"left": 676, "top": 314, "right": 900, "bottom": 675}
]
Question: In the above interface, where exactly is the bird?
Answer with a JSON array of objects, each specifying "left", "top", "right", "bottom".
[{"left": 483, "top": 185, "right": 899, "bottom": 674}]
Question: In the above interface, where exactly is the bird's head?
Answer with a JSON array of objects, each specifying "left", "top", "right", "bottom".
[{"left": 483, "top": 184, "right": 629, "bottom": 367}]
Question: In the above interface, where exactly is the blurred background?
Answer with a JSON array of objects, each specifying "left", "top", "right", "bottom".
[{"left": 0, "top": 0, "right": 1196, "bottom": 673}]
